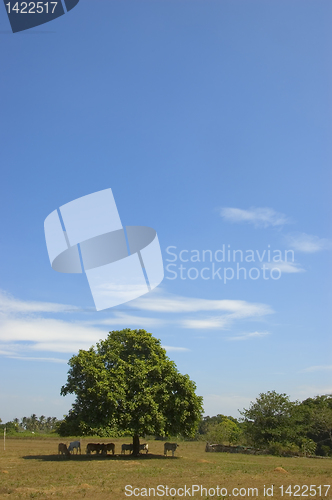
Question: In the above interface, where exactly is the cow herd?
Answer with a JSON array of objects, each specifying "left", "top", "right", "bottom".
[
  {"left": 86, "top": 442, "right": 115, "bottom": 455},
  {"left": 58, "top": 441, "right": 179, "bottom": 458},
  {"left": 121, "top": 443, "right": 148, "bottom": 454}
]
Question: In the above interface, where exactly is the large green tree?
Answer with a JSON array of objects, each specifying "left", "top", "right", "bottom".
[
  {"left": 299, "top": 395, "right": 332, "bottom": 456},
  {"left": 60, "top": 329, "right": 203, "bottom": 455},
  {"left": 206, "top": 417, "right": 242, "bottom": 445},
  {"left": 240, "top": 390, "right": 299, "bottom": 448}
]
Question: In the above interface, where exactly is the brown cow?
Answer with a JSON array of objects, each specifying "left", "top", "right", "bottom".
[
  {"left": 121, "top": 443, "right": 133, "bottom": 454},
  {"left": 100, "top": 443, "right": 108, "bottom": 456},
  {"left": 106, "top": 443, "right": 115, "bottom": 455},
  {"left": 86, "top": 443, "right": 102, "bottom": 454},
  {"left": 86, "top": 442, "right": 113, "bottom": 455},
  {"left": 58, "top": 443, "right": 70, "bottom": 457}
]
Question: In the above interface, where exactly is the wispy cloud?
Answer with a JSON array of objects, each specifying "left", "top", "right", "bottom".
[
  {"left": 181, "top": 317, "right": 229, "bottom": 329},
  {"left": 285, "top": 233, "right": 332, "bottom": 253},
  {"left": 0, "top": 317, "right": 105, "bottom": 353},
  {"left": 89, "top": 293, "right": 273, "bottom": 331},
  {"left": 226, "top": 331, "right": 270, "bottom": 341},
  {"left": 131, "top": 292, "right": 273, "bottom": 330},
  {"left": 301, "top": 365, "right": 332, "bottom": 373},
  {"left": 0, "top": 290, "right": 79, "bottom": 315},
  {"left": 262, "top": 261, "right": 305, "bottom": 273},
  {"left": 132, "top": 292, "right": 273, "bottom": 316},
  {"left": 0, "top": 347, "right": 18, "bottom": 356},
  {"left": 8, "top": 356, "right": 67, "bottom": 364},
  {"left": 218, "top": 207, "right": 292, "bottom": 228},
  {"left": 0, "top": 289, "right": 274, "bottom": 357},
  {"left": 89, "top": 313, "right": 162, "bottom": 328},
  {"left": 0, "top": 290, "right": 163, "bottom": 357},
  {"left": 162, "top": 345, "right": 190, "bottom": 352}
]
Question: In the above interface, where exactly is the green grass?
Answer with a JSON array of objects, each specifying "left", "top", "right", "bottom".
[{"left": 0, "top": 438, "right": 331, "bottom": 499}]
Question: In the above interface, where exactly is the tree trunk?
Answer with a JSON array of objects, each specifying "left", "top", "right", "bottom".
[{"left": 132, "top": 434, "right": 140, "bottom": 456}]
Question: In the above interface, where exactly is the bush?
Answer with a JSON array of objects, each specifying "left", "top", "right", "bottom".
[
  {"left": 319, "top": 445, "right": 332, "bottom": 457},
  {"left": 205, "top": 419, "right": 242, "bottom": 446},
  {"left": 299, "top": 438, "right": 317, "bottom": 457},
  {"left": 268, "top": 442, "right": 299, "bottom": 456}
]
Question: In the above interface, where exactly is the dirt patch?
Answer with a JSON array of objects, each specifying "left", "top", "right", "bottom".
[
  {"left": 274, "top": 467, "right": 288, "bottom": 473},
  {"left": 79, "top": 483, "right": 92, "bottom": 489}
]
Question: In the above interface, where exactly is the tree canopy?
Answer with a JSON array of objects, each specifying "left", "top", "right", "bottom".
[
  {"left": 0, "top": 415, "right": 60, "bottom": 435},
  {"left": 299, "top": 395, "right": 332, "bottom": 456},
  {"left": 240, "top": 390, "right": 332, "bottom": 456},
  {"left": 240, "top": 390, "right": 299, "bottom": 448},
  {"left": 205, "top": 417, "right": 242, "bottom": 445},
  {"left": 60, "top": 328, "right": 203, "bottom": 455}
]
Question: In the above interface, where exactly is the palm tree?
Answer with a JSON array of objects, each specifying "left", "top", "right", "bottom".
[
  {"left": 39, "top": 415, "right": 46, "bottom": 432},
  {"left": 21, "top": 416, "right": 27, "bottom": 430},
  {"left": 30, "top": 414, "right": 38, "bottom": 432}
]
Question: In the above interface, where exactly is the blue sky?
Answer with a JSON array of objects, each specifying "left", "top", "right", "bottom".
[{"left": 0, "top": 0, "right": 331, "bottom": 423}]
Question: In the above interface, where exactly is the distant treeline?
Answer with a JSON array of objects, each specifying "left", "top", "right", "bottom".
[
  {"left": 198, "top": 391, "right": 332, "bottom": 457},
  {"left": 0, "top": 414, "right": 61, "bottom": 434},
  {"left": 2, "top": 391, "right": 332, "bottom": 457}
]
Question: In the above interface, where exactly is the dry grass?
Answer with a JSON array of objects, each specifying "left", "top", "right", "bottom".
[{"left": 0, "top": 438, "right": 331, "bottom": 499}]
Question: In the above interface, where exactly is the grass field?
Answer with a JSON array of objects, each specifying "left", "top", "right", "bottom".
[{"left": 0, "top": 438, "right": 331, "bottom": 499}]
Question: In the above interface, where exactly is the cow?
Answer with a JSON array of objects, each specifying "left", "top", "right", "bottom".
[
  {"left": 164, "top": 442, "right": 179, "bottom": 457},
  {"left": 58, "top": 443, "right": 70, "bottom": 457},
  {"left": 106, "top": 442, "right": 115, "bottom": 455},
  {"left": 86, "top": 443, "right": 102, "bottom": 455},
  {"left": 68, "top": 440, "right": 81, "bottom": 454},
  {"left": 100, "top": 443, "right": 108, "bottom": 456},
  {"left": 139, "top": 443, "right": 149, "bottom": 454},
  {"left": 121, "top": 443, "right": 133, "bottom": 454}
]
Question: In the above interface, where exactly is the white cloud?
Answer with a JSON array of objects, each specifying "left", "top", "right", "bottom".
[
  {"left": 181, "top": 317, "right": 229, "bottom": 329},
  {"left": 0, "top": 317, "right": 102, "bottom": 344},
  {"left": 219, "top": 207, "right": 292, "bottom": 228},
  {"left": 0, "top": 290, "right": 274, "bottom": 355},
  {"left": 301, "top": 365, "right": 332, "bottom": 373},
  {"left": 0, "top": 347, "right": 17, "bottom": 356},
  {"left": 8, "top": 356, "right": 67, "bottom": 364},
  {"left": 0, "top": 290, "right": 163, "bottom": 356},
  {"left": 162, "top": 345, "right": 190, "bottom": 352},
  {"left": 262, "top": 261, "right": 305, "bottom": 273},
  {"left": 226, "top": 331, "right": 270, "bottom": 341},
  {"left": 131, "top": 292, "right": 273, "bottom": 330},
  {"left": 0, "top": 290, "right": 79, "bottom": 315},
  {"left": 132, "top": 292, "right": 273, "bottom": 316},
  {"left": 0, "top": 316, "right": 106, "bottom": 354},
  {"left": 285, "top": 233, "right": 332, "bottom": 253},
  {"left": 89, "top": 313, "right": 162, "bottom": 328}
]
